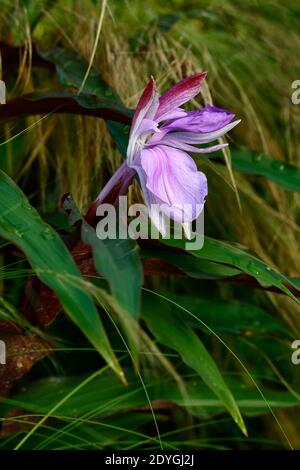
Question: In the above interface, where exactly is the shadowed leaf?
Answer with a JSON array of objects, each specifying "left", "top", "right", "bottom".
[{"left": 0, "top": 171, "right": 122, "bottom": 379}]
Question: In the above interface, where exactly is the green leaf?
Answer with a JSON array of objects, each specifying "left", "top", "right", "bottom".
[
  {"left": 106, "top": 121, "right": 130, "bottom": 157},
  {"left": 64, "top": 194, "right": 143, "bottom": 319},
  {"left": 163, "top": 236, "right": 299, "bottom": 301},
  {"left": 167, "top": 294, "right": 291, "bottom": 338},
  {"left": 82, "top": 224, "right": 143, "bottom": 319},
  {"left": 230, "top": 148, "right": 300, "bottom": 192},
  {"left": 39, "top": 47, "right": 133, "bottom": 151},
  {"left": 39, "top": 47, "right": 121, "bottom": 101},
  {"left": 95, "top": 240, "right": 142, "bottom": 319},
  {"left": 2, "top": 370, "right": 298, "bottom": 423},
  {"left": 142, "top": 292, "right": 247, "bottom": 435},
  {"left": 157, "top": 13, "right": 181, "bottom": 31},
  {"left": 142, "top": 245, "right": 241, "bottom": 279},
  {"left": 0, "top": 170, "right": 122, "bottom": 379}
]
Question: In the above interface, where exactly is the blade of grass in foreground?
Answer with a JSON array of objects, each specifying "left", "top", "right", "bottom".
[
  {"left": 0, "top": 170, "right": 123, "bottom": 380},
  {"left": 142, "top": 292, "right": 247, "bottom": 436}
]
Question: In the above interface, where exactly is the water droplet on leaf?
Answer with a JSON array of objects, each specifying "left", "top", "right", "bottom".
[
  {"left": 272, "top": 161, "right": 285, "bottom": 171},
  {"left": 247, "top": 261, "right": 260, "bottom": 276},
  {"left": 252, "top": 153, "right": 263, "bottom": 163},
  {"left": 41, "top": 227, "right": 56, "bottom": 240},
  {"left": 22, "top": 201, "right": 33, "bottom": 211}
]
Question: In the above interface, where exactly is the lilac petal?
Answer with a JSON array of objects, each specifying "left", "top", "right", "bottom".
[
  {"left": 140, "top": 145, "right": 207, "bottom": 222},
  {"left": 152, "top": 138, "right": 228, "bottom": 154},
  {"left": 155, "top": 107, "right": 187, "bottom": 123},
  {"left": 148, "top": 106, "right": 236, "bottom": 147},
  {"left": 95, "top": 161, "right": 135, "bottom": 204},
  {"left": 155, "top": 72, "right": 207, "bottom": 122},
  {"left": 131, "top": 77, "right": 159, "bottom": 130},
  {"left": 147, "top": 127, "right": 169, "bottom": 146},
  {"left": 161, "top": 119, "right": 241, "bottom": 147},
  {"left": 127, "top": 77, "right": 160, "bottom": 164},
  {"left": 138, "top": 118, "right": 160, "bottom": 135},
  {"left": 163, "top": 104, "right": 235, "bottom": 133},
  {"left": 133, "top": 165, "right": 168, "bottom": 236}
]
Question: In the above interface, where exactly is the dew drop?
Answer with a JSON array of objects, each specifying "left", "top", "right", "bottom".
[
  {"left": 247, "top": 261, "right": 260, "bottom": 276},
  {"left": 21, "top": 201, "right": 33, "bottom": 211},
  {"left": 5, "top": 224, "right": 29, "bottom": 238},
  {"left": 252, "top": 153, "right": 263, "bottom": 163},
  {"left": 41, "top": 227, "right": 56, "bottom": 240},
  {"left": 272, "top": 160, "right": 285, "bottom": 171}
]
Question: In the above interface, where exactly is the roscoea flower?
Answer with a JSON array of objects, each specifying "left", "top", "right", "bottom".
[
  {"left": 125, "top": 72, "right": 240, "bottom": 236},
  {"left": 94, "top": 73, "right": 239, "bottom": 236}
]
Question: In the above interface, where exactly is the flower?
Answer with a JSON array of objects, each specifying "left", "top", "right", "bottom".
[{"left": 126, "top": 73, "right": 240, "bottom": 237}]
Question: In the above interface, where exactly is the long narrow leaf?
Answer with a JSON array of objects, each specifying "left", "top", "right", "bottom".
[{"left": 0, "top": 170, "right": 122, "bottom": 379}]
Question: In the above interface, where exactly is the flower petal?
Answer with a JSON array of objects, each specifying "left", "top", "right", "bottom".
[
  {"left": 155, "top": 72, "right": 207, "bottom": 122},
  {"left": 131, "top": 77, "right": 159, "bottom": 130},
  {"left": 160, "top": 108, "right": 187, "bottom": 121},
  {"left": 140, "top": 145, "right": 207, "bottom": 222},
  {"left": 160, "top": 119, "right": 241, "bottom": 147},
  {"left": 151, "top": 138, "right": 228, "bottom": 154},
  {"left": 133, "top": 165, "right": 168, "bottom": 236},
  {"left": 162, "top": 104, "right": 235, "bottom": 133},
  {"left": 138, "top": 118, "right": 160, "bottom": 135},
  {"left": 127, "top": 77, "right": 160, "bottom": 165}
]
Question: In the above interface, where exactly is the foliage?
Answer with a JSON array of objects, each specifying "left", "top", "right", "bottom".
[{"left": 0, "top": 0, "right": 300, "bottom": 450}]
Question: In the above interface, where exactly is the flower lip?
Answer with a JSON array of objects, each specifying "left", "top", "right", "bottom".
[{"left": 140, "top": 144, "right": 208, "bottom": 220}]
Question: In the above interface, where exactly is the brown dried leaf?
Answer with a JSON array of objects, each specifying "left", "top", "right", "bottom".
[{"left": 0, "top": 334, "right": 51, "bottom": 397}]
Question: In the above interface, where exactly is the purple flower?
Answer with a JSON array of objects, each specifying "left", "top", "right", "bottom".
[{"left": 125, "top": 73, "right": 240, "bottom": 236}]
